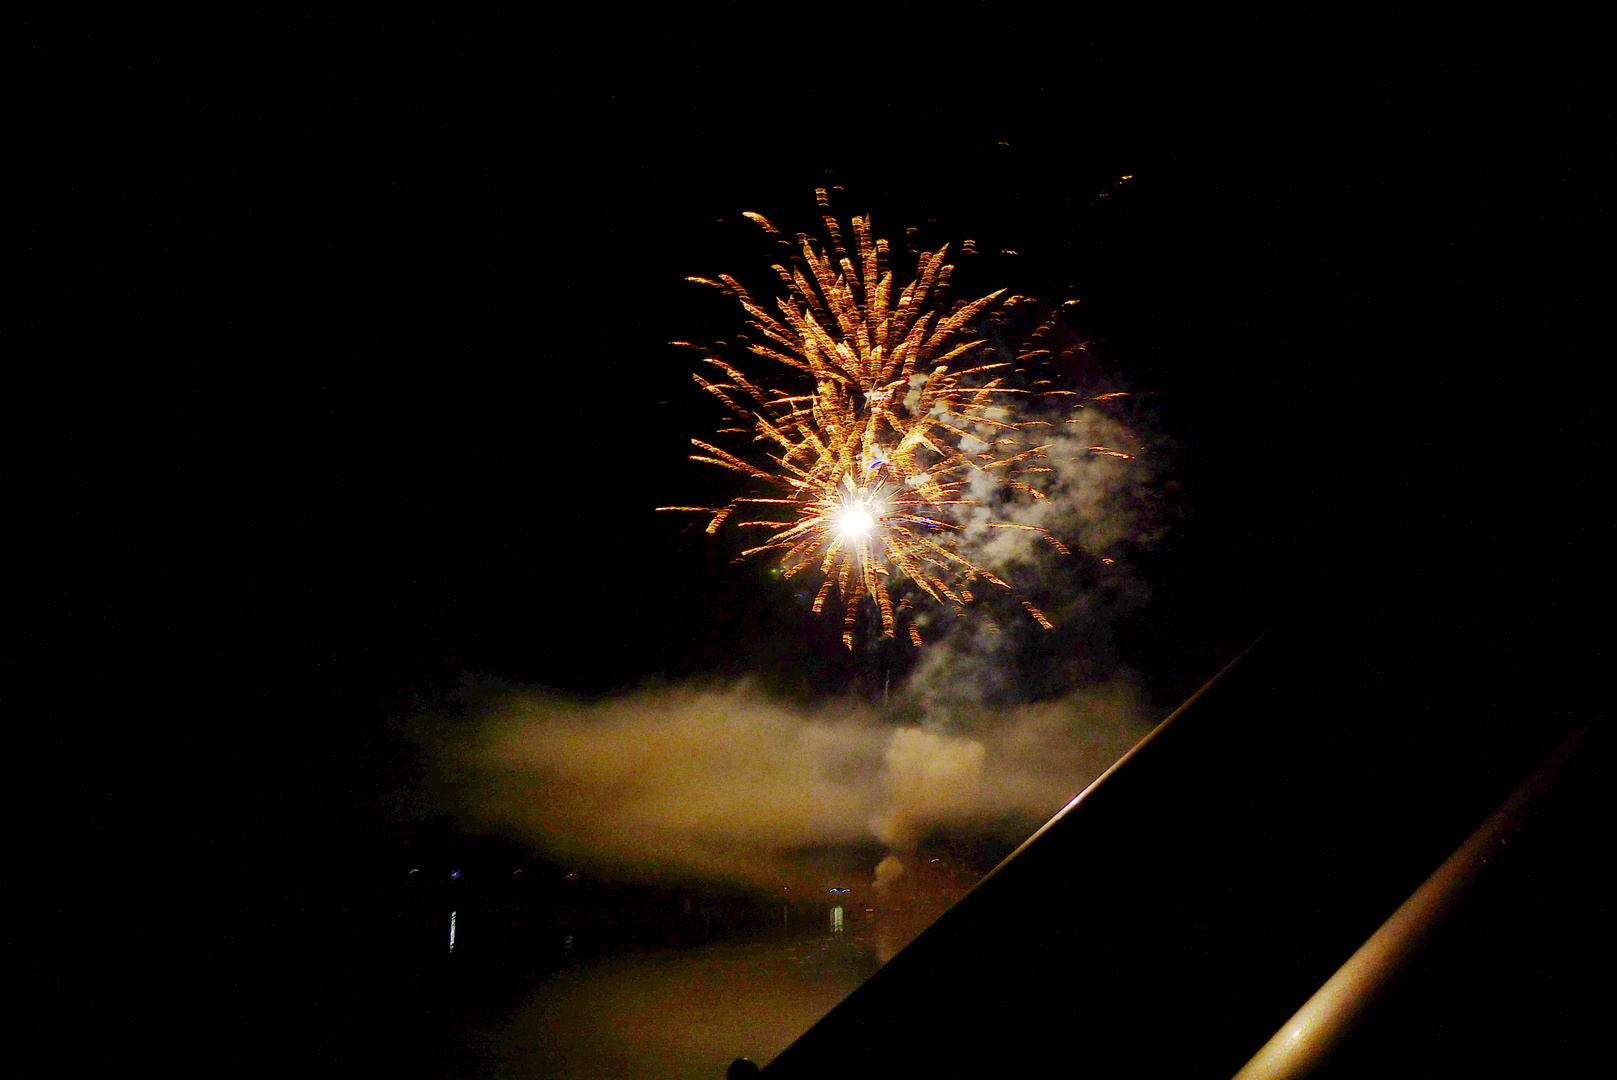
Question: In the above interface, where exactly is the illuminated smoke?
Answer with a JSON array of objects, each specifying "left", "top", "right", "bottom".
[
  {"left": 867, "top": 727, "right": 987, "bottom": 852},
  {"left": 871, "top": 854, "right": 906, "bottom": 895},
  {"left": 438, "top": 678, "right": 1151, "bottom": 893}
]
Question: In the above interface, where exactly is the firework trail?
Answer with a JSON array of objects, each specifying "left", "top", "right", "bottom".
[{"left": 662, "top": 189, "right": 1131, "bottom": 648}]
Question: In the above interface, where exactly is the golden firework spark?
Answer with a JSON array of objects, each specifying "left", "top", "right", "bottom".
[{"left": 662, "top": 190, "right": 1119, "bottom": 648}]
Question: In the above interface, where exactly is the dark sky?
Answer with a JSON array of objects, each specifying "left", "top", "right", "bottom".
[
  {"left": 47, "top": 16, "right": 1604, "bottom": 1069},
  {"left": 57, "top": 16, "right": 1598, "bottom": 822}
]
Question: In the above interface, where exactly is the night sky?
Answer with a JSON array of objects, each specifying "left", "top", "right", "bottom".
[{"left": 46, "top": 14, "right": 1604, "bottom": 1075}]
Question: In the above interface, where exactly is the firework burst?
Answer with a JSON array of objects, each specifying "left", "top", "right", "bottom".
[{"left": 662, "top": 189, "right": 1126, "bottom": 648}]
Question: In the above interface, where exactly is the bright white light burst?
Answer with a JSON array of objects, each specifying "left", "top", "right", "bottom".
[{"left": 835, "top": 498, "right": 877, "bottom": 543}]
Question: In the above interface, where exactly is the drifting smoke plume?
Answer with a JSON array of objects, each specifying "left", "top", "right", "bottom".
[
  {"left": 961, "top": 407, "right": 1153, "bottom": 567},
  {"left": 867, "top": 726, "right": 987, "bottom": 851},
  {"left": 871, "top": 854, "right": 906, "bottom": 895},
  {"left": 894, "top": 396, "right": 1158, "bottom": 719},
  {"left": 436, "top": 677, "right": 1151, "bottom": 894}
]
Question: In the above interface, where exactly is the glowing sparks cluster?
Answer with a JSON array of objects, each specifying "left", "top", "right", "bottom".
[{"left": 663, "top": 190, "right": 1117, "bottom": 648}]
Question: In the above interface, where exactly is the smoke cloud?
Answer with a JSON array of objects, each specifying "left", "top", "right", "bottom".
[
  {"left": 953, "top": 405, "right": 1156, "bottom": 607},
  {"left": 889, "top": 401, "right": 1157, "bottom": 720},
  {"left": 436, "top": 677, "right": 1152, "bottom": 894}
]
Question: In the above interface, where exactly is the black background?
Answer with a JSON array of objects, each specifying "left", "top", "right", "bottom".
[{"left": 34, "top": 11, "right": 1605, "bottom": 1075}]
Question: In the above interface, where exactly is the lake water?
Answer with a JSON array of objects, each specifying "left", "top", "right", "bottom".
[{"left": 484, "top": 909, "right": 888, "bottom": 1079}]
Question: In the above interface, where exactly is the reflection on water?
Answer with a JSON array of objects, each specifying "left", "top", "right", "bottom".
[{"left": 492, "top": 914, "right": 883, "bottom": 1079}]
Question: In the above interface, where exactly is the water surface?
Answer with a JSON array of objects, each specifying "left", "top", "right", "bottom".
[{"left": 491, "top": 914, "right": 884, "bottom": 1079}]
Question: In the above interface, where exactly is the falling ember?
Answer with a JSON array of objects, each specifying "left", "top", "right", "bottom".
[{"left": 661, "top": 190, "right": 1127, "bottom": 648}]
